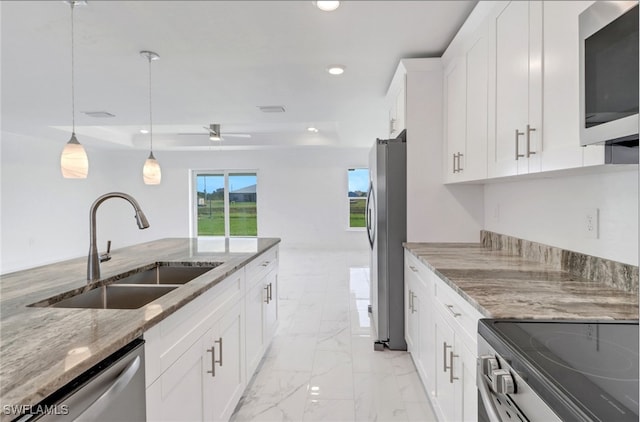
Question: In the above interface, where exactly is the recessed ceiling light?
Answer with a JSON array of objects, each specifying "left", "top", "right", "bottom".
[
  {"left": 314, "top": 1, "right": 340, "bottom": 11},
  {"left": 140, "top": 129, "right": 149, "bottom": 134},
  {"left": 307, "top": 127, "right": 319, "bottom": 133},
  {"left": 82, "top": 111, "right": 115, "bottom": 118},
  {"left": 327, "top": 65, "right": 346, "bottom": 75},
  {"left": 258, "top": 105, "right": 286, "bottom": 113}
]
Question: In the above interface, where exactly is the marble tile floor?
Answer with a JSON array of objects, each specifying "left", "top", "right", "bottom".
[{"left": 231, "top": 247, "right": 437, "bottom": 422}]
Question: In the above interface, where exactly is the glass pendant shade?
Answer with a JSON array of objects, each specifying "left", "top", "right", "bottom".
[
  {"left": 61, "top": 132, "right": 88, "bottom": 178},
  {"left": 143, "top": 151, "right": 161, "bottom": 185}
]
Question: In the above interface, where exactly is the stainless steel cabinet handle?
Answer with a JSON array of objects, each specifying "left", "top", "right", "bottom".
[
  {"left": 268, "top": 282, "right": 273, "bottom": 301},
  {"left": 449, "top": 351, "right": 459, "bottom": 383},
  {"left": 408, "top": 289, "right": 413, "bottom": 312},
  {"left": 409, "top": 265, "right": 418, "bottom": 273},
  {"left": 446, "top": 304, "right": 461, "bottom": 318},
  {"left": 452, "top": 153, "right": 457, "bottom": 173},
  {"left": 261, "top": 261, "right": 270, "bottom": 267},
  {"left": 390, "top": 118, "right": 396, "bottom": 134},
  {"left": 443, "top": 342, "right": 452, "bottom": 372},
  {"left": 215, "top": 337, "right": 223, "bottom": 367},
  {"left": 457, "top": 153, "right": 464, "bottom": 172},
  {"left": 74, "top": 355, "right": 141, "bottom": 422},
  {"left": 515, "top": 129, "right": 525, "bottom": 160},
  {"left": 207, "top": 346, "right": 216, "bottom": 377},
  {"left": 411, "top": 292, "right": 417, "bottom": 314},
  {"left": 264, "top": 285, "right": 270, "bottom": 304},
  {"left": 526, "top": 124, "right": 536, "bottom": 157}
]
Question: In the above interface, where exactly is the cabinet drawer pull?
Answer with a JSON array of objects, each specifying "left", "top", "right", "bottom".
[
  {"left": 452, "top": 153, "right": 457, "bottom": 173},
  {"left": 443, "top": 342, "right": 452, "bottom": 372},
  {"left": 515, "top": 129, "right": 525, "bottom": 160},
  {"left": 215, "top": 337, "right": 223, "bottom": 367},
  {"left": 264, "top": 285, "right": 270, "bottom": 304},
  {"left": 457, "top": 153, "right": 464, "bottom": 172},
  {"left": 409, "top": 265, "right": 418, "bottom": 273},
  {"left": 446, "top": 304, "right": 461, "bottom": 318},
  {"left": 268, "top": 282, "right": 273, "bottom": 302},
  {"left": 449, "top": 351, "right": 459, "bottom": 383},
  {"left": 261, "top": 261, "right": 270, "bottom": 267},
  {"left": 526, "top": 124, "right": 536, "bottom": 157},
  {"left": 207, "top": 346, "right": 216, "bottom": 377}
]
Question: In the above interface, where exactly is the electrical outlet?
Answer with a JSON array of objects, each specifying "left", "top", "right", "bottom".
[{"left": 584, "top": 208, "right": 599, "bottom": 239}]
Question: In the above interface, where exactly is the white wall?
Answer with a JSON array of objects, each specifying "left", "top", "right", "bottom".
[
  {"left": 484, "top": 167, "right": 639, "bottom": 265},
  {"left": 1, "top": 131, "right": 370, "bottom": 273}
]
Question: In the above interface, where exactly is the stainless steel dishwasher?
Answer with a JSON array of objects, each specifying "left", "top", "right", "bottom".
[{"left": 17, "top": 338, "right": 146, "bottom": 422}]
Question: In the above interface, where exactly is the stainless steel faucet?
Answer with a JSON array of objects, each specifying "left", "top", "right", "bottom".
[{"left": 88, "top": 192, "right": 150, "bottom": 281}]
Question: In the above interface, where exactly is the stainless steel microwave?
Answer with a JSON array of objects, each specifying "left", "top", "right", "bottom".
[{"left": 579, "top": 1, "right": 639, "bottom": 146}]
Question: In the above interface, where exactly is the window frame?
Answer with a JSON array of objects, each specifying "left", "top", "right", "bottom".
[
  {"left": 346, "top": 167, "right": 369, "bottom": 231},
  {"left": 191, "top": 169, "right": 259, "bottom": 238}
]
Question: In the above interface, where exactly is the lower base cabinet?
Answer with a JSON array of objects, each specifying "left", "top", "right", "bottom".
[
  {"left": 145, "top": 246, "right": 279, "bottom": 422},
  {"left": 404, "top": 250, "right": 482, "bottom": 422}
]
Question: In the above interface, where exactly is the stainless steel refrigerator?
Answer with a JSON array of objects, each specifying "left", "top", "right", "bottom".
[{"left": 366, "top": 132, "right": 407, "bottom": 351}]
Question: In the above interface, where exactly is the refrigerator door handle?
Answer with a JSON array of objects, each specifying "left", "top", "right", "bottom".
[{"left": 365, "top": 181, "right": 375, "bottom": 248}]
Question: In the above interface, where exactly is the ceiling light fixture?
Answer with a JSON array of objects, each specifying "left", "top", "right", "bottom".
[
  {"left": 140, "top": 50, "right": 161, "bottom": 185},
  {"left": 327, "top": 65, "right": 346, "bottom": 75},
  {"left": 208, "top": 124, "right": 222, "bottom": 141},
  {"left": 314, "top": 1, "right": 340, "bottom": 11},
  {"left": 307, "top": 127, "right": 319, "bottom": 133},
  {"left": 60, "top": 1, "right": 89, "bottom": 179},
  {"left": 139, "top": 129, "right": 149, "bottom": 134}
]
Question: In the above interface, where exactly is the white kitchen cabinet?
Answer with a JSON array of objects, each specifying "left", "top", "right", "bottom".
[
  {"left": 488, "top": 1, "right": 542, "bottom": 177},
  {"left": 244, "top": 247, "right": 279, "bottom": 378},
  {"left": 443, "top": 21, "right": 489, "bottom": 183},
  {"left": 404, "top": 251, "right": 436, "bottom": 401},
  {"left": 404, "top": 249, "right": 482, "bottom": 422},
  {"left": 541, "top": 1, "right": 602, "bottom": 171},
  {"left": 145, "top": 245, "right": 280, "bottom": 422},
  {"left": 206, "top": 300, "right": 245, "bottom": 421}
]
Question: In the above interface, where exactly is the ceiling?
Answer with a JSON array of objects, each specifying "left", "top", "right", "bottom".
[{"left": 1, "top": 1, "right": 477, "bottom": 151}]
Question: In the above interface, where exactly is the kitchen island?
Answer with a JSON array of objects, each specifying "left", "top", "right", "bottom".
[{"left": 0, "top": 237, "right": 280, "bottom": 420}]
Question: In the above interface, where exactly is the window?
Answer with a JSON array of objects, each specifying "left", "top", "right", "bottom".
[
  {"left": 348, "top": 168, "right": 369, "bottom": 228},
  {"left": 195, "top": 171, "right": 258, "bottom": 237}
]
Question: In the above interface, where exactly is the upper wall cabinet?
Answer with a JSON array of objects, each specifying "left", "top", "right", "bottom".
[
  {"left": 488, "top": 1, "right": 543, "bottom": 177},
  {"left": 443, "top": 20, "right": 489, "bottom": 183},
  {"left": 444, "top": 0, "right": 605, "bottom": 183}
]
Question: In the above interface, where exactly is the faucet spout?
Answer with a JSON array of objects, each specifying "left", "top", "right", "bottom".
[{"left": 88, "top": 192, "right": 150, "bottom": 281}]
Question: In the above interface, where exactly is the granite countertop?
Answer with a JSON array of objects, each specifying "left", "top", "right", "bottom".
[
  {"left": 404, "top": 242, "right": 639, "bottom": 320},
  {"left": 0, "top": 237, "right": 280, "bottom": 418}
]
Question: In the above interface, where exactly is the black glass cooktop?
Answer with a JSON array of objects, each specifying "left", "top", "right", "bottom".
[{"left": 479, "top": 319, "right": 639, "bottom": 422}]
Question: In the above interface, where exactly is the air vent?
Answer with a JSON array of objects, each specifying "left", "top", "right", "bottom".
[
  {"left": 82, "top": 111, "right": 115, "bottom": 118},
  {"left": 258, "top": 105, "right": 286, "bottom": 113}
]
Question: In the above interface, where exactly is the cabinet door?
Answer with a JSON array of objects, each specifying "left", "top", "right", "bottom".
[
  {"left": 245, "top": 278, "right": 265, "bottom": 378},
  {"left": 458, "top": 338, "right": 478, "bottom": 422},
  {"left": 206, "top": 301, "right": 246, "bottom": 422},
  {"left": 146, "top": 335, "right": 206, "bottom": 422},
  {"left": 464, "top": 25, "right": 489, "bottom": 181},
  {"left": 444, "top": 57, "right": 467, "bottom": 182},
  {"left": 263, "top": 270, "right": 278, "bottom": 344},
  {"left": 433, "top": 310, "right": 461, "bottom": 422},
  {"left": 404, "top": 268, "right": 420, "bottom": 353},
  {"left": 416, "top": 277, "right": 436, "bottom": 399},
  {"left": 541, "top": 1, "right": 596, "bottom": 171},
  {"left": 492, "top": 1, "right": 543, "bottom": 177}
]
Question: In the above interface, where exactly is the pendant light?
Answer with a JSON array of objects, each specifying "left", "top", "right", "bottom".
[
  {"left": 141, "top": 50, "right": 161, "bottom": 185},
  {"left": 60, "top": 1, "right": 89, "bottom": 179}
]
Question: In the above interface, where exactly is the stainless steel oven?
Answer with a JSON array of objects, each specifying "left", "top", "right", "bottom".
[
  {"left": 579, "top": 1, "right": 639, "bottom": 146},
  {"left": 477, "top": 319, "right": 639, "bottom": 422}
]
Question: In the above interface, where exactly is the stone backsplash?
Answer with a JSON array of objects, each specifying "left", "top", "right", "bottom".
[{"left": 481, "top": 230, "right": 639, "bottom": 294}]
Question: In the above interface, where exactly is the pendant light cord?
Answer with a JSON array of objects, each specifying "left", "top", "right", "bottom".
[
  {"left": 70, "top": 2, "right": 76, "bottom": 133},
  {"left": 148, "top": 55, "right": 154, "bottom": 154}
]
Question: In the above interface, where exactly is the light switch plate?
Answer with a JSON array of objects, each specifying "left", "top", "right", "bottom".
[{"left": 584, "top": 208, "right": 599, "bottom": 239}]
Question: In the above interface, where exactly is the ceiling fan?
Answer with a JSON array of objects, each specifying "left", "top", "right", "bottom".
[{"left": 179, "top": 124, "right": 251, "bottom": 141}]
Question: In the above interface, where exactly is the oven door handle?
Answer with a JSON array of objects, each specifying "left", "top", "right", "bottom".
[{"left": 477, "top": 361, "right": 502, "bottom": 422}]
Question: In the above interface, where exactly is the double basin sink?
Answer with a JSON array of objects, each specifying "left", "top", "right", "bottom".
[{"left": 31, "top": 262, "right": 222, "bottom": 310}]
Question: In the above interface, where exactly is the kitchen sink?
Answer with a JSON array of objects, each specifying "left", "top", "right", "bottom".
[
  {"left": 111, "top": 262, "right": 220, "bottom": 285},
  {"left": 48, "top": 285, "right": 178, "bottom": 309}
]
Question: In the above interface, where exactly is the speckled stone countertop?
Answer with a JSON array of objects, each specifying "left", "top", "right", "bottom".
[
  {"left": 404, "top": 242, "right": 638, "bottom": 320},
  {"left": 0, "top": 237, "right": 280, "bottom": 419}
]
